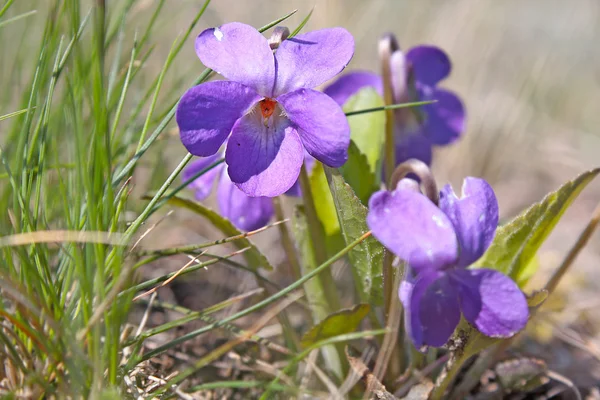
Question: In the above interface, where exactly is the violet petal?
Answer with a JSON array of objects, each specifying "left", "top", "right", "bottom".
[
  {"left": 217, "top": 170, "right": 274, "bottom": 231},
  {"left": 176, "top": 81, "right": 261, "bottom": 156},
  {"left": 395, "top": 132, "right": 433, "bottom": 166},
  {"left": 225, "top": 111, "right": 303, "bottom": 197},
  {"left": 367, "top": 188, "right": 458, "bottom": 272},
  {"left": 439, "top": 178, "right": 499, "bottom": 267},
  {"left": 195, "top": 22, "right": 275, "bottom": 97},
  {"left": 182, "top": 155, "right": 223, "bottom": 200},
  {"left": 401, "top": 271, "right": 459, "bottom": 348},
  {"left": 421, "top": 87, "right": 465, "bottom": 146},
  {"left": 278, "top": 88, "right": 350, "bottom": 167},
  {"left": 406, "top": 45, "right": 451, "bottom": 86},
  {"left": 451, "top": 268, "right": 529, "bottom": 338},
  {"left": 274, "top": 28, "right": 354, "bottom": 96}
]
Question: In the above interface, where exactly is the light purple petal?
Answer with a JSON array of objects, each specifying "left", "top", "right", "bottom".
[
  {"left": 401, "top": 272, "right": 460, "bottom": 349},
  {"left": 451, "top": 268, "right": 529, "bottom": 338},
  {"left": 182, "top": 155, "right": 224, "bottom": 200},
  {"left": 225, "top": 111, "right": 304, "bottom": 197},
  {"left": 421, "top": 87, "right": 465, "bottom": 145},
  {"left": 322, "top": 71, "right": 383, "bottom": 106},
  {"left": 406, "top": 46, "right": 451, "bottom": 86},
  {"left": 439, "top": 178, "right": 499, "bottom": 268},
  {"left": 217, "top": 171, "right": 274, "bottom": 231},
  {"left": 278, "top": 89, "right": 350, "bottom": 167},
  {"left": 177, "top": 81, "right": 261, "bottom": 156},
  {"left": 274, "top": 28, "right": 354, "bottom": 96},
  {"left": 367, "top": 188, "right": 458, "bottom": 272},
  {"left": 395, "top": 133, "right": 433, "bottom": 166},
  {"left": 195, "top": 22, "right": 275, "bottom": 96}
]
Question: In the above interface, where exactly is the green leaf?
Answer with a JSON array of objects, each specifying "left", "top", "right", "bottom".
[
  {"left": 310, "top": 162, "right": 340, "bottom": 236},
  {"left": 325, "top": 166, "right": 384, "bottom": 305},
  {"left": 165, "top": 196, "right": 273, "bottom": 271},
  {"left": 301, "top": 304, "right": 370, "bottom": 347},
  {"left": 343, "top": 87, "right": 386, "bottom": 177},
  {"left": 339, "top": 141, "right": 380, "bottom": 206},
  {"left": 473, "top": 168, "right": 600, "bottom": 283},
  {"left": 309, "top": 141, "right": 379, "bottom": 237}
]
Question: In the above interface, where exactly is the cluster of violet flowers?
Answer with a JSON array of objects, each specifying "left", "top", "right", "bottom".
[{"left": 175, "top": 21, "right": 528, "bottom": 349}]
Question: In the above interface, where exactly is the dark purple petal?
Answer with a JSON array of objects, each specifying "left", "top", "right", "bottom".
[
  {"left": 278, "top": 89, "right": 350, "bottom": 167},
  {"left": 401, "top": 271, "right": 460, "bottom": 349},
  {"left": 367, "top": 188, "right": 458, "bottom": 272},
  {"left": 182, "top": 155, "right": 224, "bottom": 200},
  {"left": 439, "top": 178, "right": 499, "bottom": 268},
  {"left": 421, "top": 88, "right": 465, "bottom": 146},
  {"left": 395, "top": 132, "right": 433, "bottom": 166},
  {"left": 322, "top": 71, "right": 383, "bottom": 106},
  {"left": 217, "top": 171, "right": 274, "bottom": 231},
  {"left": 225, "top": 111, "right": 303, "bottom": 197},
  {"left": 274, "top": 28, "right": 354, "bottom": 96},
  {"left": 195, "top": 22, "right": 275, "bottom": 96},
  {"left": 406, "top": 46, "right": 451, "bottom": 86},
  {"left": 177, "top": 81, "right": 261, "bottom": 156},
  {"left": 450, "top": 268, "right": 529, "bottom": 338}
]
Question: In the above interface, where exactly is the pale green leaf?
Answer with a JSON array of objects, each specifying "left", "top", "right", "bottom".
[
  {"left": 343, "top": 87, "right": 386, "bottom": 177},
  {"left": 301, "top": 304, "right": 370, "bottom": 347},
  {"left": 474, "top": 168, "right": 600, "bottom": 283}
]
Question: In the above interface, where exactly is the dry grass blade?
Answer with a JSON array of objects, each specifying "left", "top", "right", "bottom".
[
  {"left": 132, "top": 251, "right": 207, "bottom": 301},
  {"left": 0, "top": 230, "right": 126, "bottom": 247},
  {"left": 345, "top": 347, "right": 398, "bottom": 400},
  {"left": 545, "top": 201, "right": 600, "bottom": 294}
]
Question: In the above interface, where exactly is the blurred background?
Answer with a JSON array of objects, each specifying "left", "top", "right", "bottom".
[{"left": 3, "top": 0, "right": 600, "bottom": 391}]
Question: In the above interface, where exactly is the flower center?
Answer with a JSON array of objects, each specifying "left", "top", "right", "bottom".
[{"left": 259, "top": 98, "right": 277, "bottom": 119}]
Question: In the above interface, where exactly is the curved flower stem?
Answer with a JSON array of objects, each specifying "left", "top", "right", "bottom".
[
  {"left": 298, "top": 163, "right": 342, "bottom": 312},
  {"left": 379, "top": 34, "right": 398, "bottom": 188}
]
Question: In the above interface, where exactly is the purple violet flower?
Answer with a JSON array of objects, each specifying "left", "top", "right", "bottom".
[
  {"left": 324, "top": 44, "right": 465, "bottom": 166},
  {"left": 177, "top": 23, "right": 354, "bottom": 197},
  {"left": 367, "top": 177, "right": 528, "bottom": 349},
  {"left": 183, "top": 154, "right": 273, "bottom": 231}
]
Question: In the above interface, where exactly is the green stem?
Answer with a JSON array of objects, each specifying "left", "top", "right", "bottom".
[
  {"left": 429, "top": 352, "right": 470, "bottom": 400},
  {"left": 272, "top": 196, "right": 302, "bottom": 281},
  {"left": 298, "top": 163, "right": 342, "bottom": 312}
]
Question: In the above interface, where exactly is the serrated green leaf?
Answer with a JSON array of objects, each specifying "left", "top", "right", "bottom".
[
  {"left": 343, "top": 87, "right": 386, "bottom": 177},
  {"left": 473, "top": 168, "right": 600, "bottom": 283},
  {"left": 339, "top": 141, "right": 380, "bottom": 206},
  {"left": 309, "top": 142, "right": 379, "bottom": 237},
  {"left": 301, "top": 304, "right": 370, "bottom": 347},
  {"left": 324, "top": 167, "right": 384, "bottom": 305},
  {"left": 165, "top": 196, "right": 273, "bottom": 271}
]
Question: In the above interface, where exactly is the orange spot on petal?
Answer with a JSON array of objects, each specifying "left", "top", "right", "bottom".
[{"left": 259, "top": 98, "right": 277, "bottom": 119}]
